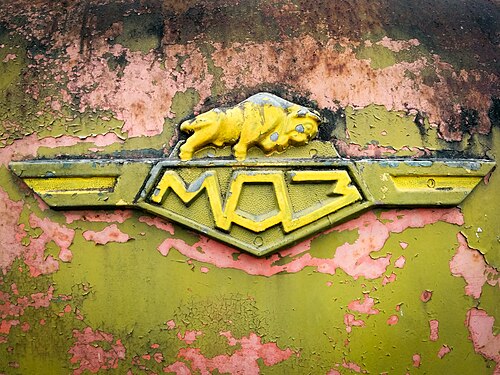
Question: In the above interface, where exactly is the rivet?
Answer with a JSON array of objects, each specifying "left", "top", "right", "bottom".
[{"left": 253, "top": 236, "right": 264, "bottom": 247}]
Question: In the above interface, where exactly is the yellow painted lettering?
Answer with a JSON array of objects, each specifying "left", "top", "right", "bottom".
[{"left": 151, "top": 169, "right": 361, "bottom": 233}]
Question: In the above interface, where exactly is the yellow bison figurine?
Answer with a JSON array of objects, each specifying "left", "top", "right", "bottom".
[{"left": 179, "top": 92, "right": 321, "bottom": 160}]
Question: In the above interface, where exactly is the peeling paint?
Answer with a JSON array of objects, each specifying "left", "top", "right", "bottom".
[
  {"left": 0, "top": 187, "right": 25, "bottom": 273},
  {"left": 164, "top": 332, "right": 295, "bottom": 375},
  {"left": 387, "top": 315, "right": 399, "bottom": 326},
  {"left": 438, "top": 345, "right": 452, "bottom": 359},
  {"left": 177, "top": 330, "right": 203, "bottom": 345},
  {"left": 0, "top": 1, "right": 498, "bottom": 373},
  {"left": 450, "top": 233, "right": 498, "bottom": 299},
  {"left": 69, "top": 327, "right": 126, "bottom": 375},
  {"left": 412, "top": 353, "right": 421, "bottom": 367},
  {"left": 420, "top": 290, "right": 433, "bottom": 302},
  {"left": 347, "top": 295, "right": 379, "bottom": 315},
  {"left": 65, "top": 210, "right": 134, "bottom": 224},
  {"left": 82, "top": 224, "right": 131, "bottom": 245},
  {"left": 152, "top": 208, "right": 464, "bottom": 278},
  {"left": 26, "top": 214, "right": 75, "bottom": 276},
  {"left": 344, "top": 313, "right": 365, "bottom": 333},
  {"left": 429, "top": 320, "right": 439, "bottom": 341},
  {"left": 394, "top": 256, "right": 406, "bottom": 269},
  {"left": 466, "top": 308, "right": 500, "bottom": 372}
]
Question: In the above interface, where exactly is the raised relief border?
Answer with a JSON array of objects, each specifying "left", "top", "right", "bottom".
[{"left": 147, "top": 167, "right": 362, "bottom": 233}]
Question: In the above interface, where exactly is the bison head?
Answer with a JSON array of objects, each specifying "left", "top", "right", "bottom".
[
  {"left": 266, "top": 108, "right": 321, "bottom": 152},
  {"left": 279, "top": 108, "right": 321, "bottom": 148}
]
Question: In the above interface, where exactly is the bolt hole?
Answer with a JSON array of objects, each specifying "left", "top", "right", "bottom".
[{"left": 253, "top": 236, "right": 264, "bottom": 247}]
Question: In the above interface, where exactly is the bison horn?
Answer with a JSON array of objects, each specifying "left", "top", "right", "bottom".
[
  {"left": 308, "top": 110, "right": 322, "bottom": 121},
  {"left": 297, "top": 109, "right": 308, "bottom": 117}
]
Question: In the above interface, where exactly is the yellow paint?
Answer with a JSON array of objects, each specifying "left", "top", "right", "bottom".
[
  {"left": 391, "top": 175, "right": 482, "bottom": 191},
  {"left": 179, "top": 92, "right": 320, "bottom": 160},
  {"left": 24, "top": 177, "right": 116, "bottom": 194},
  {"left": 151, "top": 169, "right": 361, "bottom": 232}
]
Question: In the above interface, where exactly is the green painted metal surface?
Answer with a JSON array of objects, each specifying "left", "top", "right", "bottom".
[{"left": 0, "top": 1, "right": 498, "bottom": 374}]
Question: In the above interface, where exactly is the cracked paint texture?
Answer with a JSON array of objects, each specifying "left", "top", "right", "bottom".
[{"left": 0, "top": 0, "right": 499, "bottom": 374}]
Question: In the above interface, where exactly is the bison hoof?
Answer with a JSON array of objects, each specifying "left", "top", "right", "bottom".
[
  {"left": 233, "top": 148, "right": 247, "bottom": 161},
  {"left": 179, "top": 150, "right": 193, "bottom": 160}
]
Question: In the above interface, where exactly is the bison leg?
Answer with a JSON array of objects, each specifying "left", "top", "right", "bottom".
[
  {"left": 179, "top": 143, "right": 194, "bottom": 160},
  {"left": 179, "top": 126, "right": 219, "bottom": 160},
  {"left": 233, "top": 142, "right": 249, "bottom": 161},
  {"left": 233, "top": 122, "right": 258, "bottom": 160}
]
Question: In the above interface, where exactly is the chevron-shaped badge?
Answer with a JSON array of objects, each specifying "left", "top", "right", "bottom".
[{"left": 10, "top": 93, "right": 495, "bottom": 256}]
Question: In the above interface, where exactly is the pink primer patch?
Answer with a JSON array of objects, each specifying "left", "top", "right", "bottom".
[
  {"left": 166, "top": 320, "right": 176, "bottom": 330},
  {"left": 0, "top": 320, "right": 19, "bottom": 334},
  {"left": 438, "top": 345, "right": 452, "bottom": 358},
  {"left": 27, "top": 214, "right": 75, "bottom": 277},
  {"left": 387, "top": 315, "right": 399, "bottom": 325},
  {"left": 429, "top": 320, "right": 439, "bottom": 341},
  {"left": 394, "top": 256, "right": 406, "bottom": 268},
  {"left": 420, "top": 290, "right": 433, "bottom": 302},
  {"left": 1, "top": 134, "right": 124, "bottom": 168},
  {"left": 10, "top": 284, "right": 19, "bottom": 295},
  {"left": 376, "top": 36, "right": 420, "bottom": 52},
  {"left": 30, "top": 287, "right": 55, "bottom": 308},
  {"left": 139, "top": 216, "right": 175, "bottom": 235},
  {"left": 342, "top": 360, "right": 364, "bottom": 373},
  {"left": 399, "top": 242, "right": 409, "bottom": 249},
  {"left": 155, "top": 208, "right": 462, "bottom": 278},
  {"left": 59, "top": 248, "right": 73, "bottom": 263},
  {"left": 212, "top": 35, "right": 496, "bottom": 138},
  {"left": 69, "top": 327, "right": 126, "bottom": 375},
  {"left": 164, "top": 331, "right": 294, "bottom": 374},
  {"left": 450, "top": 233, "right": 498, "bottom": 299},
  {"left": 330, "top": 212, "right": 392, "bottom": 279},
  {"left": 379, "top": 208, "right": 464, "bottom": 230},
  {"left": 465, "top": 308, "right": 500, "bottom": 371},
  {"left": 21, "top": 322, "right": 30, "bottom": 332},
  {"left": 163, "top": 361, "right": 191, "bottom": 375},
  {"left": 2, "top": 53, "right": 17, "bottom": 62},
  {"left": 200, "top": 266, "right": 209, "bottom": 273},
  {"left": 334, "top": 141, "right": 399, "bottom": 158},
  {"left": 82, "top": 224, "right": 130, "bottom": 245},
  {"left": 327, "top": 370, "right": 341, "bottom": 375},
  {"left": 177, "top": 330, "right": 202, "bottom": 345},
  {"left": 0, "top": 284, "right": 54, "bottom": 340},
  {"left": 347, "top": 294, "right": 379, "bottom": 315},
  {"left": 65, "top": 210, "right": 133, "bottom": 224},
  {"left": 412, "top": 353, "right": 421, "bottom": 367},
  {"left": 344, "top": 313, "right": 365, "bottom": 333},
  {"left": 0, "top": 188, "right": 26, "bottom": 272},
  {"left": 382, "top": 273, "right": 397, "bottom": 285},
  {"left": 65, "top": 44, "right": 213, "bottom": 138}
]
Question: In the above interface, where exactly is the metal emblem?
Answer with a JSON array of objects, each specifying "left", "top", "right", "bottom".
[{"left": 9, "top": 93, "right": 495, "bottom": 256}]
